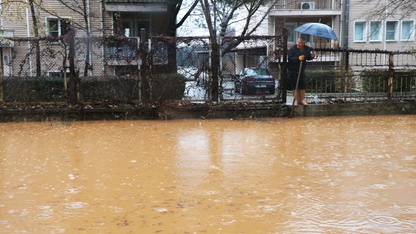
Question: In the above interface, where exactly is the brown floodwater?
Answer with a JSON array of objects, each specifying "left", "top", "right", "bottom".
[{"left": 0, "top": 116, "right": 415, "bottom": 233}]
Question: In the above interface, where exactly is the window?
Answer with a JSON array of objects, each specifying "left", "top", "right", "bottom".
[
  {"left": 354, "top": 21, "right": 366, "bottom": 42},
  {"left": 136, "top": 20, "right": 150, "bottom": 37},
  {"left": 116, "top": 20, "right": 132, "bottom": 37},
  {"left": 46, "top": 17, "right": 71, "bottom": 37},
  {"left": 284, "top": 23, "right": 296, "bottom": 43},
  {"left": 369, "top": 21, "right": 382, "bottom": 42},
  {"left": 385, "top": 21, "right": 398, "bottom": 41},
  {"left": 401, "top": 20, "right": 415, "bottom": 41}
]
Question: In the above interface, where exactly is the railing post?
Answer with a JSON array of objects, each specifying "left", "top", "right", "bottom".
[
  {"left": 140, "top": 28, "right": 150, "bottom": 102},
  {"left": 343, "top": 50, "right": 349, "bottom": 101},
  {"left": 68, "top": 30, "right": 79, "bottom": 104},
  {"left": 0, "top": 48, "right": 3, "bottom": 102},
  {"left": 388, "top": 52, "right": 394, "bottom": 100},
  {"left": 210, "top": 40, "right": 220, "bottom": 102}
]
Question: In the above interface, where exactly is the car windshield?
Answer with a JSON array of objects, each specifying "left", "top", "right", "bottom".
[{"left": 246, "top": 68, "right": 270, "bottom": 76}]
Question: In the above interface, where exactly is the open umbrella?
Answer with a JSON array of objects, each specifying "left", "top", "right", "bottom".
[{"left": 294, "top": 23, "right": 338, "bottom": 40}]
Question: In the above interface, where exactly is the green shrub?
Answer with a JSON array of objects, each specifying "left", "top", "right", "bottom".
[
  {"left": 306, "top": 71, "right": 339, "bottom": 93},
  {"left": 80, "top": 77, "right": 138, "bottom": 102},
  {"left": 4, "top": 76, "right": 65, "bottom": 102},
  {"left": 360, "top": 70, "right": 415, "bottom": 92},
  {"left": 151, "top": 73, "right": 185, "bottom": 102},
  {"left": 361, "top": 70, "right": 388, "bottom": 92},
  {"left": 284, "top": 70, "right": 346, "bottom": 93}
]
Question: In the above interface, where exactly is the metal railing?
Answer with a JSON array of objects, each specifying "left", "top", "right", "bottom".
[
  {"left": 304, "top": 48, "right": 416, "bottom": 103},
  {"left": 0, "top": 36, "right": 415, "bottom": 104}
]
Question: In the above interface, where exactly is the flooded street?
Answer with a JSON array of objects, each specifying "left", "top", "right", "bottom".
[{"left": 1, "top": 116, "right": 415, "bottom": 233}]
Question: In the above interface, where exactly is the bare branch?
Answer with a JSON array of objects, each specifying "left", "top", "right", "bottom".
[{"left": 176, "top": 0, "right": 199, "bottom": 28}]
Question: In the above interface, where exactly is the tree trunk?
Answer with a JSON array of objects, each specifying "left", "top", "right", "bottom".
[
  {"left": 210, "top": 42, "right": 220, "bottom": 102},
  {"left": 140, "top": 29, "right": 151, "bottom": 102},
  {"left": 82, "top": 0, "right": 91, "bottom": 77},
  {"left": 68, "top": 31, "right": 79, "bottom": 104},
  {"left": 166, "top": 2, "right": 178, "bottom": 73},
  {"left": 29, "top": 0, "right": 41, "bottom": 76}
]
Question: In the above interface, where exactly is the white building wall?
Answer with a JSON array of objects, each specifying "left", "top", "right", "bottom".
[{"left": 348, "top": 0, "right": 416, "bottom": 51}]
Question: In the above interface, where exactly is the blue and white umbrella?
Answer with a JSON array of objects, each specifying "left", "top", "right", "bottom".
[{"left": 294, "top": 23, "right": 338, "bottom": 40}]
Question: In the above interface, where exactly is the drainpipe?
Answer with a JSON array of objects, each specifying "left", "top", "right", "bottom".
[
  {"left": 25, "top": 0, "right": 33, "bottom": 75},
  {"left": 0, "top": 0, "right": 3, "bottom": 29},
  {"left": 87, "top": 0, "right": 91, "bottom": 33},
  {"left": 384, "top": 0, "right": 388, "bottom": 51},
  {"left": 344, "top": 0, "right": 349, "bottom": 48},
  {"left": 86, "top": 0, "right": 92, "bottom": 76},
  {"left": 0, "top": 0, "right": 2, "bottom": 101},
  {"left": 339, "top": 0, "right": 343, "bottom": 48},
  {"left": 100, "top": 0, "right": 106, "bottom": 75}
]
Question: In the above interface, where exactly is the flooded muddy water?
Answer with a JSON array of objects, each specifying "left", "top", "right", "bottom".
[{"left": 1, "top": 116, "right": 415, "bottom": 233}]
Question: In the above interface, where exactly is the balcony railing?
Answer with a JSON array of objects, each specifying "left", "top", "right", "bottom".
[
  {"left": 105, "top": 37, "right": 168, "bottom": 66},
  {"left": 107, "top": 37, "right": 138, "bottom": 59},
  {"left": 274, "top": 0, "right": 340, "bottom": 11}
]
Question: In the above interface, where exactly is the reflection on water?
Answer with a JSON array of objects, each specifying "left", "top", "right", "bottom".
[{"left": 0, "top": 116, "right": 415, "bottom": 233}]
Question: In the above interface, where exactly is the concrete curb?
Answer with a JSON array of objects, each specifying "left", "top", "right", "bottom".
[{"left": 0, "top": 101, "right": 414, "bottom": 122}]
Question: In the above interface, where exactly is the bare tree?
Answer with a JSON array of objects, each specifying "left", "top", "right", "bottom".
[
  {"left": 199, "top": 0, "right": 276, "bottom": 101},
  {"left": 164, "top": 0, "right": 199, "bottom": 73},
  {"left": 355, "top": 0, "right": 416, "bottom": 20},
  {"left": 30, "top": 0, "right": 95, "bottom": 77}
]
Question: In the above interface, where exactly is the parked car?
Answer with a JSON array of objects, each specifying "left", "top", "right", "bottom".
[
  {"left": 197, "top": 70, "right": 209, "bottom": 87},
  {"left": 234, "top": 67, "right": 275, "bottom": 95},
  {"left": 177, "top": 67, "right": 198, "bottom": 81}
]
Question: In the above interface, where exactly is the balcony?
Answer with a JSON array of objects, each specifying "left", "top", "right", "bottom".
[
  {"left": 106, "top": 37, "right": 168, "bottom": 66},
  {"left": 106, "top": 37, "right": 139, "bottom": 66},
  {"left": 270, "top": 0, "right": 341, "bottom": 16},
  {"left": 105, "top": 0, "right": 166, "bottom": 12}
]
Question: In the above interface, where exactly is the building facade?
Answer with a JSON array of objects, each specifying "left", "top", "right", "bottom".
[
  {"left": 268, "top": 0, "right": 343, "bottom": 49},
  {"left": 268, "top": 0, "right": 415, "bottom": 51},
  {"left": 347, "top": 0, "right": 415, "bottom": 51},
  {"left": 0, "top": 0, "right": 169, "bottom": 78}
]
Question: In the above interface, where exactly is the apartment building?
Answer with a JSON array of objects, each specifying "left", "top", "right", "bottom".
[
  {"left": 268, "top": 0, "right": 415, "bottom": 51},
  {"left": 347, "top": 0, "right": 415, "bottom": 51},
  {"left": 0, "top": 0, "right": 169, "bottom": 77},
  {"left": 269, "top": 0, "right": 343, "bottom": 48}
]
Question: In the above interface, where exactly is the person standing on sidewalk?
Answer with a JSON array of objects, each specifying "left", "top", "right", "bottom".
[{"left": 288, "top": 37, "right": 315, "bottom": 106}]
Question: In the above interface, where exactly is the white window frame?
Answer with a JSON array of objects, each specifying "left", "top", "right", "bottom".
[
  {"left": 284, "top": 23, "right": 297, "bottom": 43},
  {"left": 385, "top": 20, "right": 399, "bottom": 42},
  {"left": 46, "top": 17, "right": 72, "bottom": 37},
  {"left": 401, "top": 20, "right": 415, "bottom": 42},
  {"left": 136, "top": 19, "right": 151, "bottom": 37},
  {"left": 354, "top": 21, "right": 367, "bottom": 42},
  {"left": 118, "top": 19, "right": 133, "bottom": 37},
  {"left": 369, "top": 20, "right": 382, "bottom": 42}
]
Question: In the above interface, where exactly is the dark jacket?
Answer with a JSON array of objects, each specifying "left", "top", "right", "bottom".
[{"left": 287, "top": 44, "right": 314, "bottom": 73}]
